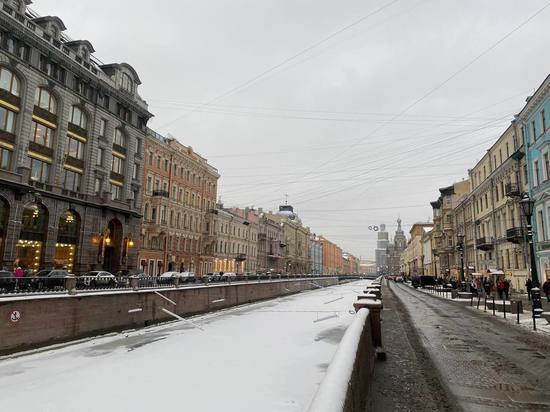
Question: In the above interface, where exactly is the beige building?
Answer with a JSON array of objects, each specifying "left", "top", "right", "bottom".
[
  {"left": 212, "top": 206, "right": 258, "bottom": 274},
  {"left": 466, "top": 123, "right": 529, "bottom": 290},
  {"left": 430, "top": 181, "right": 470, "bottom": 279},
  {"left": 401, "top": 223, "right": 433, "bottom": 276}
]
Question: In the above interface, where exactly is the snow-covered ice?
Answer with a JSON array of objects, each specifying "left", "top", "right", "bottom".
[{"left": 0, "top": 280, "right": 368, "bottom": 412}]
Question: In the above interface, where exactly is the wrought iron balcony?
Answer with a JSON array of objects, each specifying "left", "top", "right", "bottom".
[
  {"left": 152, "top": 190, "right": 169, "bottom": 198},
  {"left": 506, "top": 227, "right": 524, "bottom": 244},
  {"left": 476, "top": 237, "right": 494, "bottom": 251},
  {"left": 505, "top": 183, "right": 521, "bottom": 198}
]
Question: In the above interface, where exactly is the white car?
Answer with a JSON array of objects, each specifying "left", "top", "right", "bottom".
[
  {"left": 179, "top": 271, "right": 196, "bottom": 283},
  {"left": 80, "top": 271, "right": 116, "bottom": 287},
  {"left": 221, "top": 272, "right": 237, "bottom": 281},
  {"left": 159, "top": 271, "right": 181, "bottom": 279}
]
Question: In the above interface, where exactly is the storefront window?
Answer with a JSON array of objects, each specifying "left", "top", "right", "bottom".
[
  {"left": 15, "top": 240, "right": 42, "bottom": 272},
  {"left": 56, "top": 210, "right": 79, "bottom": 272}
]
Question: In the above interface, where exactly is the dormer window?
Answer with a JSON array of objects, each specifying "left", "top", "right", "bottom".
[{"left": 121, "top": 73, "right": 133, "bottom": 93}]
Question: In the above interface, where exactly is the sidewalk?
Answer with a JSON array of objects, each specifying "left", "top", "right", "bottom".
[
  {"left": 368, "top": 283, "right": 454, "bottom": 411},
  {"left": 409, "top": 283, "right": 550, "bottom": 337}
]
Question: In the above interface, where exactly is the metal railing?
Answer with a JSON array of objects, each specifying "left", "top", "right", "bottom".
[{"left": 0, "top": 274, "right": 337, "bottom": 297}]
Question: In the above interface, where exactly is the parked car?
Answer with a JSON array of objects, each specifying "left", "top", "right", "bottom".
[
  {"left": 221, "top": 272, "right": 237, "bottom": 281},
  {"left": 31, "top": 270, "right": 72, "bottom": 289},
  {"left": 395, "top": 275, "right": 404, "bottom": 283},
  {"left": 207, "top": 272, "right": 221, "bottom": 282},
  {"left": 179, "top": 271, "right": 196, "bottom": 283},
  {"left": 0, "top": 270, "right": 15, "bottom": 292},
  {"left": 114, "top": 269, "right": 146, "bottom": 287},
  {"left": 246, "top": 272, "right": 259, "bottom": 281},
  {"left": 79, "top": 271, "right": 117, "bottom": 287}
]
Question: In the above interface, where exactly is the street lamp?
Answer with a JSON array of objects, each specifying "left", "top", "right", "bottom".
[
  {"left": 456, "top": 233, "right": 465, "bottom": 285},
  {"left": 520, "top": 194, "right": 539, "bottom": 286}
]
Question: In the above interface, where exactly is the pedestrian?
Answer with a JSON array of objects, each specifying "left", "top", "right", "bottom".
[
  {"left": 526, "top": 278, "right": 533, "bottom": 300},
  {"left": 14, "top": 260, "right": 24, "bottom": 279},
  {"left": 543, "top": 279, "right": 550, "bottom": 302},
  {"left": 503, "top": 279, "right": 510, "bottom": 300},
  {"left": 497, "top": 279, "right": 505, "bottom": 300}
]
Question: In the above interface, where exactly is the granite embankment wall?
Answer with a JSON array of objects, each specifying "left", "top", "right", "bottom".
[{"left": 0, "top": 278, "right": 338, "bottom": 355}]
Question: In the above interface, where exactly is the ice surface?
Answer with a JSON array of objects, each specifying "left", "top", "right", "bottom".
[{"left": 0, "top": 280, "right": 369, "bottom": 412}]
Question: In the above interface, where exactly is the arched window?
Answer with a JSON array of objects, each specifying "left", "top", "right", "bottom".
[
  {"left": 34, "top": 88, "right": 57, "bottom": 114},
  {"left": 70, "top": 106, "right": 87, "bottom": 129},
  {"left": 121, "top": 73, "right": 133, "bottom": 93},
  {"left": 113, "top": 127, "right": 126, "bottom": 146},
  {"left": 144, "top": 203, "right": 149, "bottom": 220},
  {"left": 0, "top": 67, "right": 20, "bottom": 96}
]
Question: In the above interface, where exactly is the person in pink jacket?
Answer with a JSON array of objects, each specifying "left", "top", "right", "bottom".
[{"left": 14, "top": 260, "right": 24, "bottom": 278}]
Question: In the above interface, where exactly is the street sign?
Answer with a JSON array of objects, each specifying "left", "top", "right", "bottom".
[{"left": 9, "top": 310, "right": 21, "bottom": 323}]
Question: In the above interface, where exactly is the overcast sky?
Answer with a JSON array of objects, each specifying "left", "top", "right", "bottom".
[{"left": 35, "top": 0, "right": 550, "bottom": 259}]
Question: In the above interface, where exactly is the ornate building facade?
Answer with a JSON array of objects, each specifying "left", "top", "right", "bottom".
[
  {"left": 139, "top": 130, "right": 219, "bottom": 276},
  {"left": 0, "top": 2, "right": 153, "bottom": 273},
  {"left": 386, "top": 218, "right": 406, "bottom": 275}
]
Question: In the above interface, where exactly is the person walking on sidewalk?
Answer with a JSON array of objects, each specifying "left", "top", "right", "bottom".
[
  {"left": 543, "top": 279, "right": 550, "bottom": 302},
  {"left": 497, "top": 279, "right": 505, "bottom": 300},
  {"left": 526, "top": 278, "right": 533, "bottom": 300},
  {"left": 503, "top": 279, "right": 510, "bottom": 300}
]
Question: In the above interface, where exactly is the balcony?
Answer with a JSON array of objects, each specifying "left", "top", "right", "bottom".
[
  {"left": 506, "top": 227, "right": 524, "bottom": 244},
  {"left": 152, "top": 190, "right": 169, "bottom": 198},
  {"left": 476, "top": 237, "right": 494, "bottom": 251},
  {"left": 505, "top": 183, "right": 521, "bottom": 198}
]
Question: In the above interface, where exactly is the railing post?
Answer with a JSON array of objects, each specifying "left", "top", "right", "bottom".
[
  {"left": 353, "top": 298, "right": 384, "bottom": 358},
  {"left": 130, "top": 276, "right": 139, "bottom": 291}
]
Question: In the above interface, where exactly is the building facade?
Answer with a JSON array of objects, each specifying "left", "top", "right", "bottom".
[
  {"left": 465, "top": 123, "right": 530, "bottom": 289},
  {"left": 519, "top": 74, "right": 550, "bottom": 284},
  {"left": 400, "top": 223, "right": 433, "bottom": 277},
  {"left": 256, "top": 210, "right": 284, "bottom": 273},
  {"left": 386, "top": 218, "right": 407, "bottom": 275},
  {"left": 374, "top": 223, "right": 389, "bottom": 275},
  {"left": 139, "top": 130, "right": 219, "bottom": 276},
  {"left": 320, "top": 235, "right": 343, "bottom": 274},
  {"left": 0, "top": 3, "right": 153, "bottom": 274},
  {"left": 211, "top": 206, "right": 258, "bottom": 274},
  {"left": 266, "top": 204, "right": 310, "bottom": 274},
  {"left": 310, "top": 234, "right": 323, "bottom": 274}
]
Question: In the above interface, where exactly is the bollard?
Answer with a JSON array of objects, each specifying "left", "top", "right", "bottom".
[
  {"left": 517, "top": 301, "right": 520, "bottom": 324},
  {"left": 477, "top": 295, "right": 481, "bottom": 309},
  {"left": 503, "top": 296, "right": 506, "bottom": 319},
  {"left": 64, "top": 276, "right": 77, "bottom": 295},
  {"left": 484, "top": 296, "right": 487, "bottom": 312},
  {"left": 174, "top": 277, "right": 180, "bottom": 288},
  {"left": 470, "top": 296, "right": 473, "bottom": 307},
  {"left": 492, "top": 297, "right": 495, "bottom": 316}
]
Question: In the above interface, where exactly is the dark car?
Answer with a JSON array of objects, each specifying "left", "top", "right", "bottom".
[
  {"left": 31, "top": 270, "right": 72, "bottom": 290},
  {"left": 0, "top": 270, "right": 15, "bottom": 292}
]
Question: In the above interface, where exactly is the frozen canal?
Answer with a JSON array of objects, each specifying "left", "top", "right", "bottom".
[{"left": 0, "top": 280, "right": 366, "bottom": 412}]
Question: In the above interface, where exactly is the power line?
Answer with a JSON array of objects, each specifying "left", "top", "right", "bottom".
[{"left": 158, "top": 0, "right": 401, "bottom": 129}]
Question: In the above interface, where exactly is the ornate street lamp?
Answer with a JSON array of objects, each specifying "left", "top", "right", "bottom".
[
  {"left": 520, "top": 194, "right": 539, "bottom": 286},
  {"left": 456, "top": 233, "right": 465, "bottom": 285}
]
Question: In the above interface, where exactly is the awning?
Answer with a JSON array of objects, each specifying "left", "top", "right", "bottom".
[{"left": 488, "top": 269, "right": 504, "bottom": 275}]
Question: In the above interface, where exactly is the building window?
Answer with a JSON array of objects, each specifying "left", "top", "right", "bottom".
[
  {"left": 34, "top": 88, "right": 57, "bottom": 114},
  {"left": 113, "top": 128, "right": 126, "bottom": 147},
  {"left": 99, "top": 119, "right": 107, "bottom": 137},
  {"left": 164, "top": 159, "right": 169, "bottom": 171},
  {"left": 111, "top": 155, "right": 124, "bottom": 174},
  {"left": 132, "top": 163, "right": 139, "bottom": 180},
  {"left": 94, "top": 178, "right": 102, "bottom": 195},
  {"left": 121, "top": 72, "right": 133, "bottom": 93},
  {"left": 0, "top": 147, "right": 12, "bottom": 169},
  {"left": 543, "top": 110, "right": 547, "bottom": 132},
  {"left": 66, "top": 137, "right": 84, "bottom": 159},
  {"left": 535, "top": 160, "right": 541, "bottom": 186},
  {"left": 0, "top": 67, "right": 19, "bottom": 96},
  {"left": 70, "top": 106, "right": 87, "bottom": 129},
  {"left": 97, "top": 147, "right": 104, "bottom": 166},
  {"left": 147, "top": 176, "right": 152, "bottom": 193},
  {"left": 148, "top": 152, "right": 153, "bottom": 166},
  {"left": 110, "top": 184, "right": 122, "bottom": 201},
  {"left": 545, "top": 153, "right": 550, "bottom": 182},
  {"left": 63, "top": 169, "right": 81, "bottom": 192},
  {"left": 0, "top": 106, "right": 16, "bottom": 133},
  {"left": 30, "top": 121, "right": 54, "bottom": 147},
  {"left": 532, "top": 121, "right": 537, "bottom": 141},
  {"left": 537, "top": 210, "right": 546, "bottom": 241},
  {"left": 30, "top": 158, "right": 50, "bottom": 183}
]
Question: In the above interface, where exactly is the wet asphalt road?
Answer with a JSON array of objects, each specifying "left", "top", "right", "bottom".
[{"left": 391, "top": 282, "right": 550, "bottom": 412}]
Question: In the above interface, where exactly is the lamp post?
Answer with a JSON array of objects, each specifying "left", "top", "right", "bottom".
[
  {"left": 520, "top": 194, "right": 539, "bottom": 286},
  {"left": 457, "top": 233, "right": 465, "bottom": 286}
]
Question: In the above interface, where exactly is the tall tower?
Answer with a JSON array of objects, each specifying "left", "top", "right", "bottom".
[{"left": 375, "top": 224, "right": 389, "bottom": 275}]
